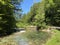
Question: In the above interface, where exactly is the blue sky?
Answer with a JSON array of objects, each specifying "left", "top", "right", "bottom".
[{"left": 21, "top": 0, "right": 41, "bottom": 14}]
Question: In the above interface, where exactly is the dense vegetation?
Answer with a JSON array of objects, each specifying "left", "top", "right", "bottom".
[
  {"left": 0, "top": 0, "right": 22, "bottom": 36},
  {"left": 18, "top": 0, "right": 60, "bottom": 30},
  {"left": 0, "top": 0, "right": 60, "bottom": 45},
  {"left": 45, "top": 0, "right": 60, "bottom": 26}
]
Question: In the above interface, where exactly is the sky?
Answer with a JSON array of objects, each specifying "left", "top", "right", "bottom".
[{"left": 21, "top": 0, "right": 41, "bottom": 14}]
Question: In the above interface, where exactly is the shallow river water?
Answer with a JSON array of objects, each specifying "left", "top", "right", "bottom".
[{"left": 14, "top": 31, "right": 29, "bottom": 45}]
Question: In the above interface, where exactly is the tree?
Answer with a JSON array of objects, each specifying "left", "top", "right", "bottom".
[
  {"left": 45, "top": 0, "right": 60, "bottom": 26},
  {"left": 20, "top": 1, "right": 46, "bottom": 30},
  {"left": 32, "top": 1, "right": 46, "bottom": 30},
  {"left": 0, "top": 0, "right": 22, "bottom": 36}
]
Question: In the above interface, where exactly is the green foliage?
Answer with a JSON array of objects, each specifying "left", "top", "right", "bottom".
[
  {"left": 45, "top": 0, "right": 60, "bottom": 26},
  {"left": 18, "top": 0, "right": 60, "bottom": 30},
  {"left": 0, "top": 0, "right": 22, "bottom": 36},
  {"left": 20, "top": 1, "right": 46, "bottom": 29},
  {"left": 16, "top": 22, "right": 29, "bottom": 28}
]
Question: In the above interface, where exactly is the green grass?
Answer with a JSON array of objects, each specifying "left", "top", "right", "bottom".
[
  {"left": 0, "top": 30, "right": 52, "bottom": 45},
  {"left": 45, "top": 30, "right": 60, "bottom": 45},
  {"left": 0, "top": 35, "right": 17, "bottom": 45},
  {"left": 22, "top": 31, "right": 51, "bottom": 45}
]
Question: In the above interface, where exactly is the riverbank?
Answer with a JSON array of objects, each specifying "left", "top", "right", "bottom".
[
  {"left": 0, "top": 30, "right": 53, "bottom": 45},
  {"left": 45, "top": 30, "right": 60, "bottom": 45}
]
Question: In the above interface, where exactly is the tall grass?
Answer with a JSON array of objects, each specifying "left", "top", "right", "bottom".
[
  {"left": 45, "top": 30, "right": 60, "bottom": 45},
  {"left": 23, "top": 31, "right": 51, "bottom": 45},
  {"left": 0, "top": 35, "right": 17, "bottom": 45},
  {"left": 0, "top": 30, "right": 52, "bottom": 45}
]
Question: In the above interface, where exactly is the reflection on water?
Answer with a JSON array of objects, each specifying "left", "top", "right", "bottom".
[
  {"left": 19, "top": 39, "right": 28, "bottom": 45},
  {"left": 14, "top": 35, "right": 29, "bottom": 45},
  {"left": 14, "top": 30, "right": 51, "bottom": 45}
]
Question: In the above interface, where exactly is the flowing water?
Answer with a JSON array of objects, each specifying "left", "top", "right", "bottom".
[
  {"left": 13, "top": 29, "right": 50, "bottom": 45},
  {"left": 14, "top": 30, "right": 29, "bottom": 45}
]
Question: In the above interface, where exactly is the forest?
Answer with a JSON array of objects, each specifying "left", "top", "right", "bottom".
[
  {"left": 0, "top": 0, "right": 60, "bottom": 45},
  {"left": 17, "top": 0, "right": 60, "bottom": 29}
]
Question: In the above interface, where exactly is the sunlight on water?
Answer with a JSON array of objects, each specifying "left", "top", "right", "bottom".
[
  {"left": 19, "top": 39, "right": 29, "bottom": 45},
  {"left": 14, "top": 35, "right": 29, "bottom": 45}
]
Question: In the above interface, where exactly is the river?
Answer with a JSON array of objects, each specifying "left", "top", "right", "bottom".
[{"left": 14, "top": 30, "right": 30, "bottom": 45}]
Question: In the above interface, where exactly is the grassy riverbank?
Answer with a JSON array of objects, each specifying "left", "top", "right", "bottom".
[
  {"left": 0, "top": 35, "right": 17, "bottom": 45},
  {"left": 45, "top": 30, "right": 60, "bottom": 45},
  {"left": 0, "top": 31, "right": 51, "bottom": 45},
  {"left": 22, "top": 31, "right": 51, "bottom": 45},
  {"left": 0, "top": 30, "right": 59, "bottom": 45}
]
